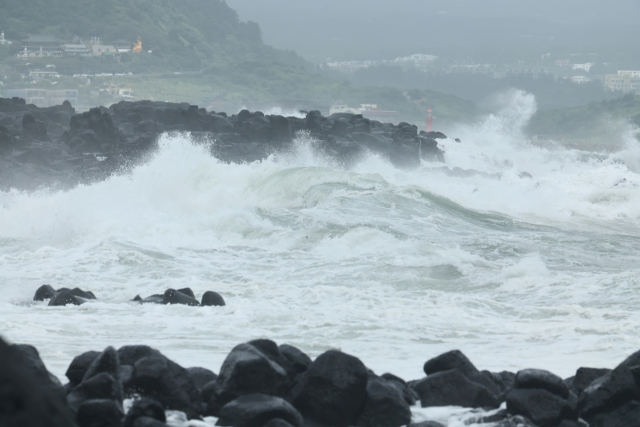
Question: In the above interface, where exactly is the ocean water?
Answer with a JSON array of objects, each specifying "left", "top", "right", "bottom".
[{"left": 2, "top": 90, "right": 640, "bottom": 425}]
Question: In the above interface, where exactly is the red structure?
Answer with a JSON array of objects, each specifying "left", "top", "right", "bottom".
[{"left": 426, "top": 109, "right": 433, "bottom": 132}]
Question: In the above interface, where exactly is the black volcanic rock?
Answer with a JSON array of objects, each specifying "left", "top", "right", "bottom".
[
  {"left": 210, "top": 342, "right": 289, "bottom": 411},
  {"left": 0, "top": 339, "right": 76, "bottom": 426},
  {"left": 66, "top": 351, "right": 100, "bottom": 386},
  {"left": 356, "top": 375, "right": 411, "bottom": 427},
  {"left": 124, "top": 398, "right": 166, "bottom": 427},
  {"left": 162, "top": 288, "right": 200, "bottom": 306},
  {"left": 412, "top": 368, "right": 501, "bottom": 409},
  {"left": 291, "top": 349, "right": 368, "bottom": 427},
  {"left": 216, "top": 393, "right": 303, "bottom": 427},
  {"left": 131, "top": 354, "right": 201, "bottom": 419},
  {"left": 187, "top": 367, "right": 218, "bottom": 390},
  {"left": 49, "top": 291, "right": 84, "bottom": 306},
  {"left": 571, "top": 367, "right": 611, "bottom": 395},
  {"left": 76, "top": 398, "right": 125, "bottom": 427},
  {"left": 33, "top": 284, "right": 57, "bottom": 301},
  {"left": 514, "top": 368, "right": 570, "bottom": 399},
  {"left": 506, "top": 388, "right": 577, "bottom": 427},
  {"left": 0, "top": 98, "right": 446, "bottom": 192},
  {"left": 201, "top": 291, "right": 226, "bottom": 306}
]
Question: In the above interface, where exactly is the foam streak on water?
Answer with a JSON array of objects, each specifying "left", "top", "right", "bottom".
[{"left": 2, "top": 91, "right": 640, "bottom": 413}]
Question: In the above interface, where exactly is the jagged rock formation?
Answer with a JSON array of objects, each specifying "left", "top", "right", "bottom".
[{"left": 0, "top": 97, "right": 446, "bottom": 191}]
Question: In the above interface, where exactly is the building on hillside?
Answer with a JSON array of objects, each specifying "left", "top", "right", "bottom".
[
  {"left": 29, "top": 70, "right": 60, "bottom": 81},
  {"left": 555, "top": 59, "right": 570, "bottom": 68},
  {"left": 604, "top": 71, "right": 640, "bottom": 93},
  {"left": 572, "top": 63, "right": 593, "bottom": 72},
  {"left": 114, "top": 40, "right": 132, "bottom": 53},
  {"left": 4, "top": 89, "right": 79, "bottom": 107},
  {"left": 92, "top": 44, "right": 117, "bottom": 55},
  {"left": 21, "top": 35, "right": 63, "bottom": 57},
  {"left": 106, "top": 83, "right": 134, "bottom": 98},
  {"left": 360, "top": 104, "right": 399, "bottom": 123},
  {"left": 64, "top": 44, "right": 90, "bottom": 55},
  {"left": 395, "top": 54, "right": 438, "bottom": 65},
  {"left": 330, "top": 104, "right": 362, "bottom": 115},
  {"left": 0, "top": 31, "right": 9, "bottom": 45},
  {"left": 570, "top": 76, "right": 589, "bottom": 84}
]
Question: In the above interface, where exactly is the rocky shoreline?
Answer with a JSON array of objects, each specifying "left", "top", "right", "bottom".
[
  {"left": 0, "top": 97, "right": 446, "bottom": 192},
  {"left": 3, "top": 315, "right": 640, "bottom": 427}
]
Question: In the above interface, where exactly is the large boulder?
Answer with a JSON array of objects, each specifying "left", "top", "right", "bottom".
[
  {"left": 0, "top": 338, "right": 76, "bottom": 427},
  {"left": 83, "top": 347, "right": 124, "bottom": 402},
  {"left": 161, "top": 289, "right": 200, "bottom": 306},
  {"left": 187, "top": 367, "right": 218, "bottom": 390},
  {"left": 514, "top": 369, "right": 570, "bottom": 399},
  {"left": 571, "top": 367, "right": 611, "bottom": 395},
  {"left": 210, "top": 342, "right": 289, "bottom": 411},
  {"left": 49, "top": 291, "right": 85, "bottom": 306},
  {"left": 356, "top": 376, "right": 411, "bottom": 427},
  {"left": 67, "top": 372, "right": 120, "bottom": 412},
  {"left": 506, "top": 388, "right": 577, "bottom": 427},
  {"left": 586, "top": 399, "right": 640, "bottom": 427},
  {"left": 291, "top": 349, "right": 368, "bottom": 427},
  {"left": 123, "top": 398, "right": 166, "bottom": 427},
  {"left": 578, "top": 367, "right": 638, "bottom": 421},
  {"left": 66, "top": 351, "right": 100, "bottom": 386},
  {"left": 216, "top": 393, "right": 303, "bottom": 427},
  {"left": 412, "top": 367, "right": 501, "bottom": 409},
  {"left": 130, "top": 354, "right": 201, "bottom": 419},
  {"left": 33, "top": 284, "right": 57, "bottom": 301},
  {"left": 201, "top": 291, "right": 226, "bottom": 307},
  {"left": 76, "top": 398, "right": 125, "bottom": 427}
]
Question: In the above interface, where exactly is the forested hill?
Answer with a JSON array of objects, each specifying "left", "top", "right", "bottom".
[{"left": 0, "top": 0, "right": 303, "bottom": 68}]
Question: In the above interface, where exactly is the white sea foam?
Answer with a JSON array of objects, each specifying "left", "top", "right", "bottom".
[{"left": 2, "top": 90, "right": 640, "bottom": 425}]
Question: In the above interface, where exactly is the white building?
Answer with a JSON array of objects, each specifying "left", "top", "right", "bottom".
[
  {"left": 0, "top": 31, "right": 6, "bottom": 45},
  {"left": 571, "top": 76, "right": 589, "bottom": 84},
  {"left": 92, "top": 44, "right": 117, "bottom": 55},
  {"left": 572, "top": 63, "right": 593, "bottom": 72},
  {"left": 395, "top": 54, "right": 438, "bottom": 64}
]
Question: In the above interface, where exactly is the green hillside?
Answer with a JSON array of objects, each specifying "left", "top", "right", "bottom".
[
  {"left": 0, "top": 0, "right": 485, "bottom": 126},
  {"left": 0, "top": 0, "right": 301, "bottom": 69}
]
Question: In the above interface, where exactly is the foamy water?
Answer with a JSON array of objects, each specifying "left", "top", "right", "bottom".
[{"left": 2, "top": 90, "right": 640, "bottom": 425}]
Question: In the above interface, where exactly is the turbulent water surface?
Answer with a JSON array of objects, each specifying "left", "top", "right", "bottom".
[{"left": 2, "top": 92, "right": 640, "bottom": 424}]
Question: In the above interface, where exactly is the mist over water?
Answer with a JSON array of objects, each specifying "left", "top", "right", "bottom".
[{"left": 2, "top": 91, "right": 640, "bottom": 423}]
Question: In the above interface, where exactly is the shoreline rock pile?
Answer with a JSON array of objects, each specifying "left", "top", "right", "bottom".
[
  {"left": 0, "top": 97, "right": 446, "bottom": 192},
  {"left": 3, "top": 333, "right": 640, "bottom": 427}
]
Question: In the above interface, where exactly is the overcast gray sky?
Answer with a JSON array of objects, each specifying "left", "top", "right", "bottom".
[{"left": 226, "top": 0, "right": 640, "bottom": 61}]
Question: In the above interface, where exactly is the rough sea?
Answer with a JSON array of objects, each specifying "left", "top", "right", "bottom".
[{"left": 2, "top": 91, "right": 640, "bottom": 425}]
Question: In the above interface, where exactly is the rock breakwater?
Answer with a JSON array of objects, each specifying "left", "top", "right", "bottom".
[{"left": 3, "top": 333, "right": 639, "bottom": 427}]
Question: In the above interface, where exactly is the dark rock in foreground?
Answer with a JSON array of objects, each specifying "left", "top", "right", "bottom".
[
  {"left": 0, "top": 337, "right": 75, "bottom": 427},
  {"left": 0, "top": 97, "right": 447, "bottom": 192},
  {"left": 6, "top": 333, "right": 640, "bottom": 427}
]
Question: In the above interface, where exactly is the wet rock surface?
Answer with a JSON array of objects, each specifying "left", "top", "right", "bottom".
[
  {"left": 0, "top": 97, "right": 446, "bottom": 192},
  {"left": 5, "top": 335, "right": 640, "bottom": 427}
]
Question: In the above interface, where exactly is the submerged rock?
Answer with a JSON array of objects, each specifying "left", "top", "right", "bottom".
[{"left": 132, "top": 288, "right": 225, "bottom": 307}]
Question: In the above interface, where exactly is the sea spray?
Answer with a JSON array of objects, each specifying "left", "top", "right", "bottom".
[{"left": 2, "top": 93, "right": 640, "bottom": 424}]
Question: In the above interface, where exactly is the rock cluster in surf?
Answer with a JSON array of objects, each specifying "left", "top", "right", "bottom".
[
  {"left": 3, "top": 334, "right": 640, "bottom": 427},
  {"left": 0, "top": 96, "right": 446, "bottom": 191},
  {"left": 33, "top": 285, "right": 226, "bottom": 307}
]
